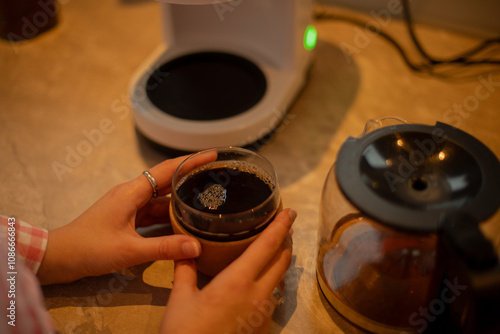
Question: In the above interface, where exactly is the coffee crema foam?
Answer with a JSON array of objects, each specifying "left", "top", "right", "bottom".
[
  {"left": 198, "top": 184, "right": 227, "bottom": 210},
  {"left": 177, "top": 160, "right": 276, "bottom": 191}
]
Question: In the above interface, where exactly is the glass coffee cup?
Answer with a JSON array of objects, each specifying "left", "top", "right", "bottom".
[{"left": 170, "top": 147, "right": 282, "bottom": 276}]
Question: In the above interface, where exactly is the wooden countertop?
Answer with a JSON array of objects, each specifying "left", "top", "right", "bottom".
[{"left": 1, "top": 1, "right": 499, "bottom": 333}]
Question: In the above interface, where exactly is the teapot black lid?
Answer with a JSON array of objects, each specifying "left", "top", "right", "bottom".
[{"left": 336, "top": 122, "right": 500, "bottom": 232}]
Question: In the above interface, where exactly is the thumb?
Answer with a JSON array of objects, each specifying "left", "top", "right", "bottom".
[
  {"left": 134, "top": 235, "right": 201, "bottom": 262},
  {"left": 172, "top": 259, "right": 199, "bottom": 296}
]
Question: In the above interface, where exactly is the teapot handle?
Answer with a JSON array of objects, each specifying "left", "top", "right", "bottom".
[
  {"left": 442, "top": 213, "right": 498, "bottom": 270},
  {"left": 437, "top": 213, "right": 500, "bottom": 333}
]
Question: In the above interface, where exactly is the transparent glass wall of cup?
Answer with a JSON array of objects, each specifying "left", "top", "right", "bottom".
[
  {"left": 316, "top": 117, "right": 439, "bottom": 333},
  {"left": 170, "top": 147, "right": 282, "bottom": 276}
]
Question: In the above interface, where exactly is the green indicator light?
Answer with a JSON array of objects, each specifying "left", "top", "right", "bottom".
[{"left": 304, "top": 25, "right": 317, "bottom": 50}]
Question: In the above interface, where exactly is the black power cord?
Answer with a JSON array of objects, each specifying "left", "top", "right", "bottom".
[
  {"left": 314, "top": 1, "right": 500, "bottom": 75},
  {"left": 401, "top": 0, "right": 500, "bottom": 67}
]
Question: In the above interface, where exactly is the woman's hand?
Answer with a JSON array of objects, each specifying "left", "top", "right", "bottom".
[
  {"left": 36, "top": 151, "right": 296, "bottom": 334},
  {"left": 37, "top": 154, "right": 215, "bottom": 285},
  {"left": 161, "top": 208, "right": 296, "bottom": 334}
]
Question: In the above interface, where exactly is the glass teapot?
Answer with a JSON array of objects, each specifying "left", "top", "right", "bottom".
[{"left": 316, "top": 117, "right": 500, "bottom": 333}]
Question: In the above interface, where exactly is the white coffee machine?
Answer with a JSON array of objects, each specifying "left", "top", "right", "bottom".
[{"left": 130, "top": 0, "right": 316, "bottom": 152}]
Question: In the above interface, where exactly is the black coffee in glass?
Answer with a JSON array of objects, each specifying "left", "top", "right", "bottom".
[
  {"left": 172, "top": 148, "right": 281, "bottom": 242},
  {"left": 178, "top": 166, "right": 273, "bottom": 214}
]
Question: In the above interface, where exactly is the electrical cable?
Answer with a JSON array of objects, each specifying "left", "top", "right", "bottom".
[
  {"left": 401, "top": 0, "right": 500, "bottom": 67},
  {"left": 314, "top": 9, "right": 428, "bottom": 72},
  {"left": 314, "top": 8, "right": 431, "bottom": 72},
  {"left": 314, "top": 2, "right": 500, "bottom": 75}
]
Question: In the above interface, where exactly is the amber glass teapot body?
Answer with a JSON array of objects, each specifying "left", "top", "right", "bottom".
[{"left": 317, "top": 118, "right": 500, "bottom": 333}]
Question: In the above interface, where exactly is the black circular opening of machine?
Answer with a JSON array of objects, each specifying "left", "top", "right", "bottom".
[{"left": 146, "top": 52, "right": 267, "bottom": 121}]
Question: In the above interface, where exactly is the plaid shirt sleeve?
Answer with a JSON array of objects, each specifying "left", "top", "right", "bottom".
[
  {"left": 0, "top": 216, "right": 48, "bottom": 274},
  {"left": 0, "top": 216, "right": 54, "bottom": 333}
]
